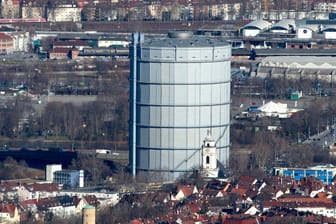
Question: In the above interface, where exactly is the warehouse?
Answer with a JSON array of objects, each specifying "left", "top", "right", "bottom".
[
  {"left": 239, "top": 20, "right": 272, "bottom": 37},
  {"left": 256, "top": 56, "right": 336, "bottom": 82}
]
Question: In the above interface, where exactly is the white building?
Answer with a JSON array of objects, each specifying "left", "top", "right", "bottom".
[
  {"left": 46, "top": 164, "right": 62, "bottom": 182},
  {"left": 201, "top": 131, "right": 219, "bottom": 178},
  {"left": 314, "top": 2, "right": 336, "bottom": 12},
  {"left": 12, "top": 32, "right": 30, "bottom": 52},
  {"left": 323, "top": 26, "right": 336, "bottom": 39},
  {"left": 240, "top": 20, "right": 272, "bottom": 37},
  {"left": 269, "top": 19, "right": 296, "bottom": 33},
  {"left": 97, "top": 39, "right": 129, "bottom": 48},
  {"left": 296, "top": 27, "right": 314, "bottom": 39},
  {"left": 296, "top": 204, "right": 336, "bottom": 218},
  {"left": 47, "top": 4, "right": 81, "bottom": 22}
]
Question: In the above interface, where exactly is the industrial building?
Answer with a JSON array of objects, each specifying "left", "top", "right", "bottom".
[
  {"left": 46, "top": 164, "right": 62, "bottom": 182},
  {"left": 53, "top": 170, "right": 84, "bottom": 189},
  {"left": 256, "top": 56, "right": 336, "bottom": 82},
  {"left": 239, "top": 20, "right": 272, "bottom": 37},
  {"left": 46, "top": 164, "right": 84, "bottom": 189},
  {"left": 273, "top": 164, "right": 336, "bottom": 185},
  {"left": 129, "top": 31, "right": 231, "bottom": 181}
]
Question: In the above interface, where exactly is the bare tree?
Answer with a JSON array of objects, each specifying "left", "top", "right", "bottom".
[{"left": 70, "top": 153, "right": 113, "bottom": 186}]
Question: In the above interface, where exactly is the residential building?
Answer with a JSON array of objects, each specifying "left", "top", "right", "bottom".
[
  {"left": 19, "top": 198, "right": 38, "bottom": 214},
  {"left": 18, "top": 183, "right": 59, "bottom": 201},
  {"left": 21, "top": 0, "right": 47, "bottom": 19},
  {"left": 172, "top": 185, "right": 198, "bottom": 201},
  {"left": 36, "top": 196, "right": 76, "bottom": 218},
  {"left": 0, "top": 33, "right": 13, "bottom": 54},
  {"left": 145, "top": 0, "right": 161, "bottom": 20},
  {"left": 0, "top": 204, "right": 19, "bottom": 224},
  {"left": 47, "top": 2, "right": 81, "bottom": 22},
  {"left": 81, "top": 2, "right": 98, "bottom": 21},
  {"left": 12, "top": 32, "right": 31, "bottom": 52},
  {"left": 73, "top": 195, "right": 99, "bottom": 215},
  {"left": 48, "top": 48, "right": 70, "bottom": 59},
  {"left": 76, "top": 0, "right": 90, "bottom": 9},
  {"left": 96, "top": 2, "right": 118, "bottom": 21},
  {"left": 1, "top": 0, "right": 20, "bottom": 19}
]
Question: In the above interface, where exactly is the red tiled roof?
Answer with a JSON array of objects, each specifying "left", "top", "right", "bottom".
[
  {"left": 0, "top": 32, "right": 12, "bottom": 40},
  {"left": 132, "top": 219, "right": 143, "bottom": 224},
  {"left": 305, "top": 214, "right": 336, "bottom": 223},
  {"left": 231, "top": 187, "right": 249, "bottom": 196},
  {"left": 299, "top": 176, "right": 324, "bottom": 191},
  {"left": 83, "top": 195, "right": 99, "bottom": 206},
  {"left": 19, "top": 199, "right": 38, "bottom": 210},
  {"left": 0, "top": 204, "right": 17, "bottom": 216},
  {"left": 262, "top": 199, "right": 336, "bottom": 209},
  {"left": 50, "top": 48, "right": 70, "bottom": 54},
  {"left": 202, "top": 189, "right": 222, "bottom": 197},
  {"left": 3, "top": 0, "right": 20, "bottom": 4},
  {"left": 72, "top": 196, "right": 81, "bottom": 207},
  {"left": 37, "top": 197, "right": 61, "bottom": 210},
  {"left": 264, "top": 176, "right": 294, "bottom": 186},
  {"left": 53, "top": 40, "right": 90, "bottom": 48},
  {"left": 176, "top": 185, "right": 197, "bottom": 197},
  {"left": 278, "top": 195, "right": 332, "bottom": 204},
  {"left": 223, "top": 215, "right": 259, "bottom": 224},
  {"left": 237, "top": 176, "right": 256, "bottom": 187},
  {"left": 152, "top": 192, "right": 170, "bottom": 203},
  {"left": 24, "top": 183, "right": 59, "bottom": 192}
]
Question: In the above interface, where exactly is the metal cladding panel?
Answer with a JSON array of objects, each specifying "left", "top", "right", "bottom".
[
  {"left": 133, "top": 35, "right": 231, "bottom": 181},
  {"left": 161, "top": 48, "right": 175, "bottom": 60}
]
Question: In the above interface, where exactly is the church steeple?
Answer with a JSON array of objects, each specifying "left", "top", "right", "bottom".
[{"left": 201, "top": 130, "right": 219, "bottom": 178}]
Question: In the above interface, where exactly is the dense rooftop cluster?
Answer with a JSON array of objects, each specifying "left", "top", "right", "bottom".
[
  {"left": 0, "top": 181, "right": 101, "bottom": 223},
  {"left": 123, "top": 175, "right": 336, "bottom": 223},
  {"left": 1, "top": 0, "right": 336, "bottom": 22}
]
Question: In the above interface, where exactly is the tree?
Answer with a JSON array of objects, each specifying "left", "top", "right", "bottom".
[
  {"left": 284, "top": 144, "right": 314, "bottom": 167},
  {"left": 70, "top": 153, "right": 113, "bottom": 186},
  {"left": 249, "top": 135, "right": 272, "bottom": 170},
  {"left": 230, "top": 151, "right": 249, "bottom": 178}
]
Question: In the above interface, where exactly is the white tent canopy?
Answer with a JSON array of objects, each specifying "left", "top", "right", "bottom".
[{"left": 258, "top": 101, "right": 288, "bottom": 117}]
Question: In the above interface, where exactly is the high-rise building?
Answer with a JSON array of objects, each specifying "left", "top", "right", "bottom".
[{"left": 130, "top": 31, "right": 231, "bottom": 181}]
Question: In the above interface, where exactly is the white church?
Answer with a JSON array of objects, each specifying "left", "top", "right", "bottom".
[{"left": 201, "top": 131, "right": 219, "bottom": 178}]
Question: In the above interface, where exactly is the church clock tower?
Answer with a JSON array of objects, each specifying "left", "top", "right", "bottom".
[{"left": 201, "top": 130, "right": 219, "bottom": 178}]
